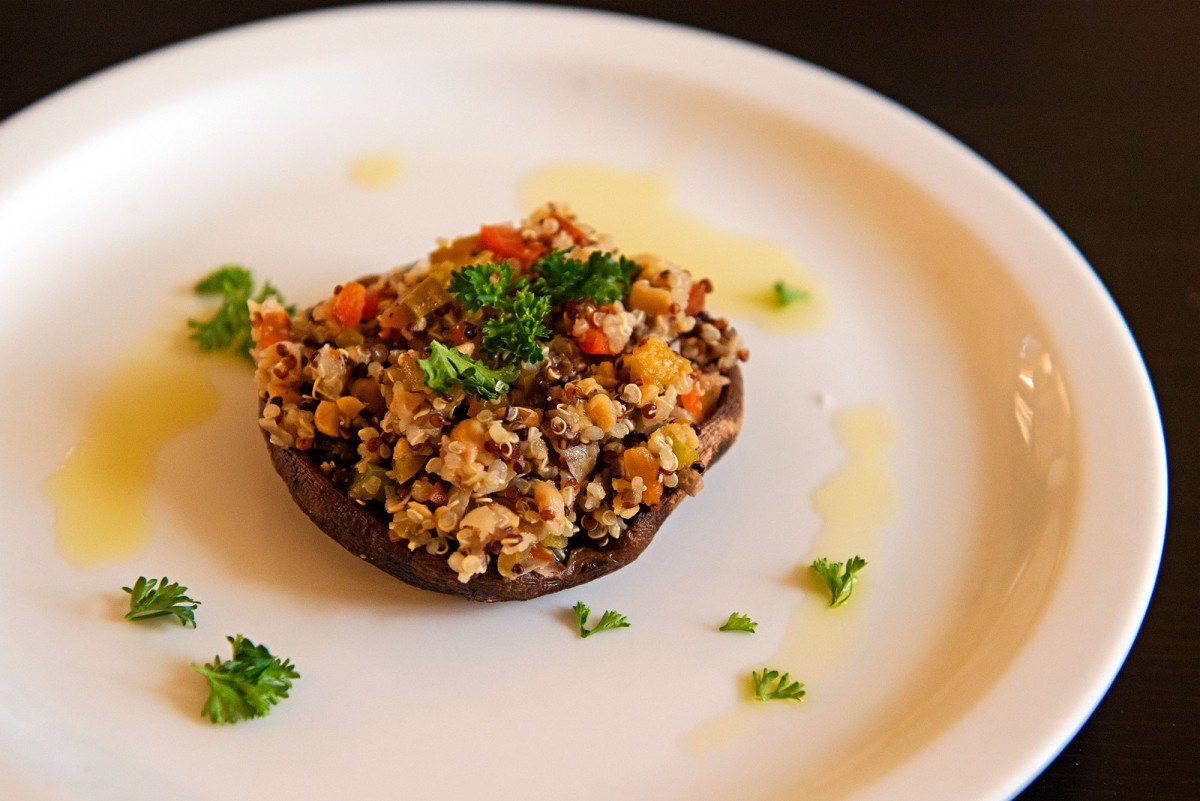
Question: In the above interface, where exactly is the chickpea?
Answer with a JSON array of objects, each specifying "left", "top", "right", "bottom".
[
  {"left": 532, "top": 480, "right": 568, "bottom": 536},
  {"left": 586, "top": 393, "right": 618, "bottom": 434},
  {"left": 449, "top": 419, "right": 492, "bottom": 464}
]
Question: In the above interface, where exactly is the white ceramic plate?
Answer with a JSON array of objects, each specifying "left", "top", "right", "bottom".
[{"left": 0, "top": 5, "right": 1166, "bottom": 800}]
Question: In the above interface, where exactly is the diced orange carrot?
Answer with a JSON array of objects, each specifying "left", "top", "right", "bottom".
[
  {"left": 331, "top": 281, "right": 367, "bottom": 329},
  {"left": 680, "top": 381, "right": 704, "bottom": 421},
  {"left": 577, "top": 325, "right": 615, "bottom": 355},
  {"left": 252, "top": 306, "right": 291, "bottom": 350}
]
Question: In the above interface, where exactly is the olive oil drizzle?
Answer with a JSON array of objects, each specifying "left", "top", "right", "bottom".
[
  {"left": 519, "top": 162, "right": 828, "bottom": 333},
  {"left": 42, "top": 335, "right": 219, "bottom": 568}
]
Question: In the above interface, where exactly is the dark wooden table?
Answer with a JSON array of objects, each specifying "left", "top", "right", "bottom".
[{"left": 2, "top": 2, "right": 1195, "bottom": 798}]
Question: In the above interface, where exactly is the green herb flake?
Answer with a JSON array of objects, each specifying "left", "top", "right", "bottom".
[
  {"left": 772, "top": 280, "right": 810, "bottom": 307},
  {"left": 417, "top": 340, "right": 519, "bottom": 400},
  {"left": 752, "top": 668, "right": 806, "bottom": 702},
  {"left": 193, "top": 635, "right": 300, "bottom": 725},
  {"left": 573, "top": 600, "right": 631, "bottom": 639},
  {"left": 811, "top": 555, "right": 867, "bottom": 608},
  {"left": 188, "top": 265, "right": 290, "bottom": 362},
  {"left": 719, "top": 612, "right": 758, "bottom": 633},
  {"left": 122, "top": 576, "right": 200, "bottom": 628}
]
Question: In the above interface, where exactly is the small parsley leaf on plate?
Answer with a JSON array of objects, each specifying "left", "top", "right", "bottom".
[
  {"left": 193, "top": 635, "right": 299, "bottom": 725},
  {"left": 752, "top": 668, "right": 806, "bottom": 701},
  {"left": 772, "top": 279, "right": 809, "bottom": 307},
  {"left": 188, "top": 265, "right": 290, "bottom": 362},
  {"left": 122, "top": 576, "right": 200, "bottom": 628},
  {"left": 719, "top": 612, "right": 758, "bottom": 633},
  {"left": 811, "top": 555, "right": 867, "bottom": 608},
  {"left": 573, "top": 600, "right": 631, "bottom": 638}
]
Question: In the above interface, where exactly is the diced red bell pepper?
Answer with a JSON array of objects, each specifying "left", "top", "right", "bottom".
[
  {"left": 360, "top": 289, "right": 380, "bottom": 322},
  {"left": 686, "top": 281, "right": 708, "bottom": 316},
  {"left": 479, "top": 224, "right": 546, "bottom": 266}
]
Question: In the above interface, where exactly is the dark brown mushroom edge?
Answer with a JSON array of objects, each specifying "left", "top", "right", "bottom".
[
  {"left": 250, "top": 204, "right": 748, "bottom": 602},
  {"left": 264, "top": 367, "right": 742, "bottom": 601}
]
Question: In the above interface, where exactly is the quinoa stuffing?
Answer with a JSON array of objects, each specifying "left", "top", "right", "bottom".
[{"left": 250, "top": 204, "right": 747, "bottom": 587}]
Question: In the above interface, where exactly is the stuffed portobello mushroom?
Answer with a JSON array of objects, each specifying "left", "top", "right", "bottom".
[{"left": 251, "top": 204, "right": 746, "bottom": 601}]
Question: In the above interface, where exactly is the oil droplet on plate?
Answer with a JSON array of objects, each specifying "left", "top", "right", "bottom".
[
  {"left": 776, "top": 405, "right": 899, "bottom": 685},
  {"left": 683, "top": 405, "right": 898, "bottom": 751},
  {"left": 809, "top": 405, "right": 898, "bottom": 551},
  {"left": 348, "top": 152, "right": 406, "bottom": 189},
  {"left": 42, "top": 334, "right": 220, "bottom": 568},
  {"left": 520, "top": 163, "right": 828, "bottom": 333}
]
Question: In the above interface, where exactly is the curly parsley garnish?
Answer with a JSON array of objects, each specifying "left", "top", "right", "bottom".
[
  {"left": 122, "top": 576, "right": 200, "bottom": 628},
  {"left": 811, "top": 555, "right": 867, "bottom": 608},
  {"left": 188, "top": 265, "right": 289, "bottom": 362},
  {"left": 193, "top": 635, "right": 299, "bottom": 725},
  {"left": 446, "top": 262, "right": 551, "bottom": 368},
  {"left": 480, "top": 285, "right": 551, "bottom": 366},
  {"left": 447, "top": 262, "right": 525, "bottom": 314},
  {"left": 446, "top": 250, "right": 643, "bottom": 390},
  {"left": 752, "top": 668, "right": 806, "bottom": 701},
  {"left": 772, "top": 280, "right": 809, "bottom": 307},
  {"left": 530, "top": 250, "right": 641, "bottom": 306},
  {"left": 573, "top": 600, "right": 631, "bottom": 638},
  {"left": 719, "top": 612, "right": 758, "bottom": 633},
  {"left": 417, "top": 340, "right": 519, "bottom": 400}
]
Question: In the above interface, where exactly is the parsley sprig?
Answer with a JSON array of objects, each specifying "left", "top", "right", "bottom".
[
  {"left": 480, "top": 283, "right": 551, "bottom": 365},
  {"left": 418, "top": 340, "right": 519, "bottom": 400},
  {"left": 448, "top": 263, "right": 551, "bottom": 366},
  {"left": 193, "top": 635, "right": 300, "bottom": 724},
  {"left": 752, "top": 668, "right": 806, "bottom": 701},
  {"left": 447, "top": 261, "right": 525, "bottom": 313},
  {"left": 188, "top": 265, "right": 289, "bottom": 362},
  {"left": 772, "top": 279, "right": 810, "bottom": 307},
  {"left": 433, "top": 251, "right": 640, "bottom": 398},
  {"left": 424, "top": 263, "right": 548, "bottom": 398},
  {"left": 719, "top": 612, "right": 758, "bottom": 633},
  {"left": 573, "top": 600, "right": 631, "bottom": 638},
  {"left": 530, "top": 250, "right": 641, "bottom": 306},
  {"left": 122, "top": 576, "right": 200, "bottom": 628},
  {"left": 811, "top": 555, "right": 868, "bottom": 608}
]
